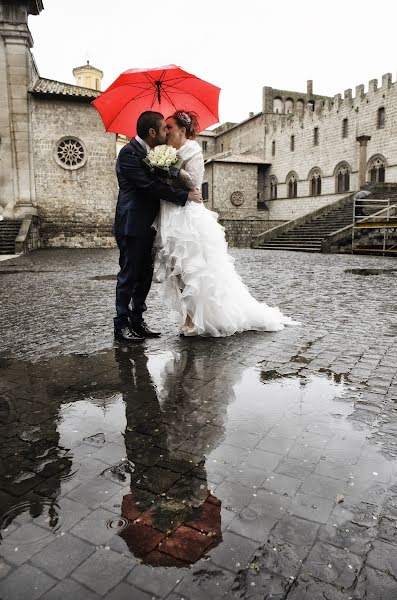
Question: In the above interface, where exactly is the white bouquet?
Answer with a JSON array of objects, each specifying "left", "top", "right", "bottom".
[
  {"left": 146, "top": 145, "right": 178, "bottom": 168},
  {"left": 143, "top": 145, "right": 183, "bottom": 178}
]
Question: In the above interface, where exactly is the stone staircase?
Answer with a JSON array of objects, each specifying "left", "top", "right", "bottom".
[
  {"left": 257, "top": 189, "right": 392, "bottom": 253},
  {"left": 258, "top": 202, "right": 357, "bottom": 252},
  {"left": 0, "top": 219, "right": 22, "bottom": 254}
]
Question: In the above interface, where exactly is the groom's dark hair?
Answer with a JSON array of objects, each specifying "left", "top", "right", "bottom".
[{"left": 136, "top": 111, "right": 164, "bottom": 138}]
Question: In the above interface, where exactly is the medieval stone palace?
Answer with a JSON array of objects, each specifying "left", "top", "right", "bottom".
[{"left": 1, "top": 0, "right": 396, "bottom": 250}]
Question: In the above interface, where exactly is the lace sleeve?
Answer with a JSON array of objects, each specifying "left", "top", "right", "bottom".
[{"left": 182, "top": 154, "right": 205, "bottom": 189}]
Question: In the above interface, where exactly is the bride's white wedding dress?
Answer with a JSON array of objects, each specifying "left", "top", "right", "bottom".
[{"left": 154, "top": 139, "right": 298, "bottom": 337}]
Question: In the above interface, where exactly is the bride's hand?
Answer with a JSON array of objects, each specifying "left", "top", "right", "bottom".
[{"left": 188, "top": 189, "right": 203, "bottom": 203}]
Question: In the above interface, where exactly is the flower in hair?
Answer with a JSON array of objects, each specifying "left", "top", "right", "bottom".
[{"left": 177, "top": 111, "right": 192, "bottom": 126}]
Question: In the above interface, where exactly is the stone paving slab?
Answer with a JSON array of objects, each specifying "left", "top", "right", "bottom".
[{"left": 0, "top": 249, "right": 397, "bottom": 599}]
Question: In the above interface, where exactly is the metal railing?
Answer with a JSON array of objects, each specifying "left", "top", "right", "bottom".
[{"left": 352, "top": 198, "right": 397, "bottom": 253}]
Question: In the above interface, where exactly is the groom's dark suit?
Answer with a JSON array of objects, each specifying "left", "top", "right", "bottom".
[{"left": 114, "top": 138, "right": 188, "bottom": 330}]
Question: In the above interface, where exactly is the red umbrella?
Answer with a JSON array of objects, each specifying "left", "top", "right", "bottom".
[{"left": 92, "top": 64, "right": 220, "bottom": 137}]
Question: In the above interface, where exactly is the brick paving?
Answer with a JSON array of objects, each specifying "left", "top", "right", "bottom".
[{"left": 0, "top": 248, "right": 396, "bottom": 599}]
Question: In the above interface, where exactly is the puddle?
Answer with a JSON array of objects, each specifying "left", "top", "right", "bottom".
[
  {"left": 89, "top": 274, "right": 117, "bottom": 281},
  {"left": 345, "top": 268, "right": 397, "bottom": 276},
  {"left": 0, "top": 346, "right": 395, "bottom": 573}
]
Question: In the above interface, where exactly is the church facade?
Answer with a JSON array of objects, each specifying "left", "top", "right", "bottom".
[
  {"left": 1, "top": 1, "right": 396, "bottom": 249},
  {"left": 0, "top": 0, "right": 117, "bottom": 247}
]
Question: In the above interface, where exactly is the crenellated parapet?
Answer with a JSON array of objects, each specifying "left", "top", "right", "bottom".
[
  {"left": 265, "top": 73, "right": 397, "bottom": 136},
  {"left": 262, "top": 80, "right": 331, "bottom": 115}
]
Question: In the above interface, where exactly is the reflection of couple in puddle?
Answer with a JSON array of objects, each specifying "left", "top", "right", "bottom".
[
  {"left": 114, "top": 344, "right": 233, "bottom": 566},
  {"left": 0, "top": 345, "right": 241, "bottom": 566}
]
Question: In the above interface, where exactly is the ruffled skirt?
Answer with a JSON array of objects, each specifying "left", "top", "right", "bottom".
[{"left": 153, "top": 201, "right": 298, "bottom": 337}]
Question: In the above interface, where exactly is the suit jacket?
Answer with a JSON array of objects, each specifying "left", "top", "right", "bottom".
[{"left": 114, "top": 138, "right": 189, "bottom": 237}]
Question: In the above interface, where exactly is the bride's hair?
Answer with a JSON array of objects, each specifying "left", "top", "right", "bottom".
[{"left": 171, "top": 110, "right": 200, "bottom": 139}]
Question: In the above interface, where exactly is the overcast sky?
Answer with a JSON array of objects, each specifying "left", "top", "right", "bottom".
[{"left": 29, "top": 0, "right": 397, "bottom": 126}]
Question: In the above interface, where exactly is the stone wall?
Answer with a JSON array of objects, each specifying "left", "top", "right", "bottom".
[
  {"left": 208, "top": 162, "right": 260, "bottom": 218},
  {"left": 264, "top": 76, "right": 397, "bottom": 196},
  {"left": 0, "top": 11, "right": 38, "bottom": 218},
  {"left": 213, "top": 113, "right": 266, "bottom": 155},
  {"left": 266, "top": 193, "right": 348, "bottom": 221},
  {"left": 220, "top": 219, "right": 285, "bottom": 248},
  {"left": 198, "top": 133, "right": 216, "bottom": 159},
  {"left": 31, "top": 97, "right": 118, "bottom": 247}
]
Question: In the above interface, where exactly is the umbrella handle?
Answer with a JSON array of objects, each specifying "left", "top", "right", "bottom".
[{"left": 155, "top": 81, "right": 162, "bottom": 104}]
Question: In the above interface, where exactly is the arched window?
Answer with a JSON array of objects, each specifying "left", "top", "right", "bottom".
[
  {"left": 309, "top": 168, "right": 322, "bottom": 196},
  {"left": 285, "top": 98, "right": 294, "bottom": 114},
  {"left": 307, "top": 101, "right": 315, "bottom": 111},
  {"left": 368, "top": 155, "right": 386, "bottom": 183},
  {"left": 272, "top": 140, "right": 276, "bottom": 156},
  {"left": 342, "top": 118, "right": 348, "bottom": 138},
  {"left": 273, "top": 97, "right": 283, "bottom": 114},
  {"left": 377, "top": 107, "right": 385, "bottom": 129},
  {"left": 335, "top": 162, "right": 351, "bottom": 193},
  {"left": 270, "top": 176, "right": 278, "bottom": 200},
  {"left": 296, "top": 99, "right": 304, "bottom": 112},
  {"left": 286, "top": 172, "right": 298, "bottom": 198}
]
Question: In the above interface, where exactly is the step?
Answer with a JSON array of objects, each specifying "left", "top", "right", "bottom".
[
  {"left": 279, "top": 237, "right": 327, "bottom": 242},
  {"left": 299, "top": 223, "right": 352, "bottom": 227},
  {"left": 281, "top": 234, "right": 329, "bottom": 239},
  {"left": 294, "top": 226, "right": 351, "bottom": 232},
  {"left": 280, "top": 234, "right": 329, "bottom": 239},
  {"left": 262, "top": 242, "right": 322, "bottom": 248},
  {"left": 259, "top": 245, "right": 321, "bottom": 252}
]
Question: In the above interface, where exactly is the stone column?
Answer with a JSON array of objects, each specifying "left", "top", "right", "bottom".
[
  {"left": 356, "top": 135, "right": 371, "bottom": 189},
  {"left": 0, "top": 2, "right": 42, "bottom": 218}
]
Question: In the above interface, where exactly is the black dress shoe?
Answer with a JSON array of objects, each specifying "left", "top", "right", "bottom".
[
  {"left": 114, "top": 325, "right": 145, "bottom": 342},
  {"left": 131, "top": 320, "right": 161, "bottom": 338}
]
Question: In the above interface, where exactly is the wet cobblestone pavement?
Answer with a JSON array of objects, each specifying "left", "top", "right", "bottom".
[{"left": 0, "top": 248, "right": 397, "bottom": 599}]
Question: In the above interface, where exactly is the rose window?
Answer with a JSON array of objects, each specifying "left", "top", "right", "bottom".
[
  {"left": 230, "top": 191, "right": 244, "bottom": 206},
  {"left": 54, "top": 137, "right": 87, "bottom": 170}
]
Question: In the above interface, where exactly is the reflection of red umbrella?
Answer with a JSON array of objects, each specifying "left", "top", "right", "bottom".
[
  {"left": 119, "top": 490, "right": 222, "bottom": 566},
  {"left": 92, "top": 64, "right": 220, "bottom": 137}
]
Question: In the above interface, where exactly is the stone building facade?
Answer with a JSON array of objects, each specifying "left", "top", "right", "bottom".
[
  {"left": 30, "top": 90, "right": 117, "bottom": 246},
  {"left": 199, "top": 79, "right": 397, "bottom": 245},
  {"left": 0, "top": 0, "right": 118, "bottom": 247}
]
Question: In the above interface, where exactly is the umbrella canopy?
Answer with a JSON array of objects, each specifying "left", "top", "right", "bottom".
[{"left": 92, "top": 64, "right": 220, "bottom": 137}]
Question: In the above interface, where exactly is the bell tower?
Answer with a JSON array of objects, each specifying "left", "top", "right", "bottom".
[
  {"left": 73, "top": 60, "right": 103, "bottom": 91},
  {"left": 0, "top": 0, "right": 43, "bottom": 218}
]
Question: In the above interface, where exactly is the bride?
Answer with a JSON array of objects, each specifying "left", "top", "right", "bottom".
[{"left": 154, "top": 110, "right": 298, "bottom": 337}]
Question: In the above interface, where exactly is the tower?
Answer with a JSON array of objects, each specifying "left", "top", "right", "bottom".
[
  {"left": 0, "top": 0, "right": 44, "bottom": 217},
  {"left": 73, "top": 61, "right": 103, "bottom": 91}
]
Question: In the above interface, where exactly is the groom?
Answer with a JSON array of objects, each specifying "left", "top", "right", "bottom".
[{"left": 114, "top": 111, "right": 202, "bottom": 341}]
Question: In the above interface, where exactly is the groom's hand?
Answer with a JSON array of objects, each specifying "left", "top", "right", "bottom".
[{"left": 188, "top": 189, "right": 203, "bottom": 203}]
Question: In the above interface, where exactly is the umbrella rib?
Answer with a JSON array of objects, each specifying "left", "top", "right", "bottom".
[
  {"left": 105, "top": 88, "right": 158, "bottom": 131},
  {"left": 161, "top": 76, "right": 193, "bottom": 84},
  {"left": 156, "top": 85, "right": 219, "bottom": 122},
  {"left": 149, "top": 88, "right": 157, "bottom": 110},
  {"left": 160, "top": 87, "right": 178, "bottom": 112},
  {"left": 143, "top": 72, "right": 158, "bottom": 86}
]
